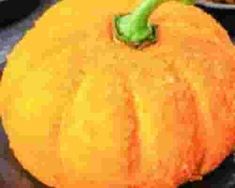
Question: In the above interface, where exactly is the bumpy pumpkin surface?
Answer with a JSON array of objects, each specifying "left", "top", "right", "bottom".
[{"left": 1, "top": 0, "right": 235, "bottom": 187}]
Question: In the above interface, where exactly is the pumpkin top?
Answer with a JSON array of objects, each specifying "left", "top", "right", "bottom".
[{"left": 114, "top": 0, "right": 195, "bottom": 48}]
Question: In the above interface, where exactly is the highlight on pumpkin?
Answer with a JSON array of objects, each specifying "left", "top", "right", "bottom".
[{"left": 0, "top": 0, "right": 235, "bottom": 187}]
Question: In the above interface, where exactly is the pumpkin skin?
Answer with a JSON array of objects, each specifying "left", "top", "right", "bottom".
[{"left": 1, "top": 0, "right": 235, "bottom": 187}]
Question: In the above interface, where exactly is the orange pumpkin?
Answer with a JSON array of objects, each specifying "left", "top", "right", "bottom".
[{"left": 1, "top": 0, "right": 235, "bottom": 187}]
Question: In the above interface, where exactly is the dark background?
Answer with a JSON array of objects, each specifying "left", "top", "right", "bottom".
[{"left": 0, "top": 0, "right": 234, "bottom": 187}]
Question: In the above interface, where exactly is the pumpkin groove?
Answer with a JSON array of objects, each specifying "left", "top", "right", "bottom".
[{"left": 124, "top": 86, "right": 141, "bottom": 181}]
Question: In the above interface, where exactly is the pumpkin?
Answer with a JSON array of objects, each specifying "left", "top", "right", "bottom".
[{"left": 1, "top": 0, "right": 235, "bottom": 187}]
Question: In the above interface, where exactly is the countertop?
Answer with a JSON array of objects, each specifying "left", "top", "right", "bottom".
[{"left": 0, "top": 1, "right": 234, "bottom": 187}]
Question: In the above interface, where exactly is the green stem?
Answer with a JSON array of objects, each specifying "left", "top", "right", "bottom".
[{"left": 114, "top": 0, "right": 195, "bottom": 48}]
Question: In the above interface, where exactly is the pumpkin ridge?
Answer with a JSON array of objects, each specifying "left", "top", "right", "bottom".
[
  {"left": 176, "top": 58, "right": 208, "bottom": 182},
  {"left": 171, "top": 52, "right": 212, "bottom": 159},
  {"left": 153, "top": 56, "right": 207, "bottom": 184},
  {"left": 173, "top": 52, "right": 233, "bottom": 176},
  {"left": 179, "top": 79, "right": 206, "bottom": 181},
  {"left": 164, "top": 65, "right": 206, "bottom": 185}
]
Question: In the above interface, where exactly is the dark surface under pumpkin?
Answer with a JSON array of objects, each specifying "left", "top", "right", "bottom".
[
  {"left": 0, "top": 0, "right": 235, "bottom": 187},
  {"left": 0, "top": 0, "right": 40, "bottom": 26}
]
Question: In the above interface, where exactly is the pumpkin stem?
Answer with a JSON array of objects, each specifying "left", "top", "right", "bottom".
[{"left": 114, "top": 0, "right": 195, "bottom": 48}]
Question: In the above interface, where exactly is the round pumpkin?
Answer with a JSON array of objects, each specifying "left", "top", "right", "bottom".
[{"left": 1, "top": 0, "right": 235, "bottom": 187}]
